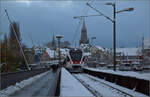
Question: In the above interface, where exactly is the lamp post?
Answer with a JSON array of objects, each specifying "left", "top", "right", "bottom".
[
  {"left": 105, "top": 2, "right": 134, "bottom": 71},
  {"left": 76, "top": 2, "right": 133, "bottom": 71},
  {"left": 56, "top": 35, "right": 63, "bottom": 65},
  {"left": 105, "top": 2, "right": 117, "bottom": 71},
  {"left": 74, "top": 3, "right": 134, "bottom": 71}
]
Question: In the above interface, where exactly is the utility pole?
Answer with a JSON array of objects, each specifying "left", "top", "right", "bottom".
[
  {"left": 113, "top": 3, "right": 116, "bottom": 71},
  {"left": 56, "top": 35, "right": 63, "bottom": 65},
  {"left": 105, "top": 2, "right": 133, "bottom": 71}
]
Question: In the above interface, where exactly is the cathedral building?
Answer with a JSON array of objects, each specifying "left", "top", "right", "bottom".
[
  {"left": 79, "top": 19, "right": 89, "bottom": 45},
  {"left": 79, "top": 19, "right": 91, "bottom": 54}
]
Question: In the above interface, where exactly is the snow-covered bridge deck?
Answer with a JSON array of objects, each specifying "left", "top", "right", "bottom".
[
  {"left": 0, "top": 69, "right": 60, "bottom": 97},
  {"left": 84, "top": 67, "right": 150, "bottom": 81},
  {"left": 83, "top": 67, "right": 150, "bottom": 96},
  {"left": 74, "top": 74, "right": 148, "bottom": 97},
  {"left": 60, "top": 68, "right": 93, "bottom": 96}
]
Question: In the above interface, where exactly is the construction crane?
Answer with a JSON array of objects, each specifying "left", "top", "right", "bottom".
[{"left": 72, "top": 19, "right": 82, "bottom": 48}]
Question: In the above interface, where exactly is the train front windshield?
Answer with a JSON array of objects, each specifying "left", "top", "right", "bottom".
[{"left": 70, "top": 50, "right": 82, "bottom": 61}]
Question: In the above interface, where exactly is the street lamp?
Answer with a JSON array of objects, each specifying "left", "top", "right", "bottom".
[
  {"left": 56, "top": 35, "right": 63, "bottom": 65},
  {"left": 105, "top": 2, "right": 115, "bottom": 5},
  {"left": 104, "top": 2, "right": 134, "bottom": 71},
  {"left": 85, "top": 2, "right": 134, "bottom": 71},
  {"left": 116, "top": 8, "right": 134, "bottom": 13}
]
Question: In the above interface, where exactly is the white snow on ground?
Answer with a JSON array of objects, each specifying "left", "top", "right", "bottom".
[
  {"left": 95, "top": 45, "right": 105, "bottom": 52},
  {"left": 75, "top": 74, "right": 148, "bottom": 97},
  {"left": 46, "top": 48, "right": 55, "bottom": 58},
  {"left": 60, "top": 48, "right": 68, "bottom": 55},
  {"left": 60, "top": 68, "right": 93, "bottom": 96},
  {"left": 10, "top": 70, "right": 59, "bottom": 97},
  {"left": 116, "top": 48, "right": 140, "bottom": 56},
  {"left": 0, "top": 71, "right": 49, "bottom": 97},
  {"left": 144, "top": 37, "right": 150, "bottom": 49},
  {"left": 84, "top": 67, "right": 150, "bottom": 81}
]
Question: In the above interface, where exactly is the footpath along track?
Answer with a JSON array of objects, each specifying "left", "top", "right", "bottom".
[
  {"left": 8, "top": 69, "right": 60, "bottom": 97},
  {"left": 73, "top": 73, "right": 148, "bottom": 97},
  {"left": 1, "top": 68, "right": 50, "bottom": 90}
]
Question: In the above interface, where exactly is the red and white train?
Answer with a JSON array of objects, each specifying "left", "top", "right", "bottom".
[{"left": 64, "top": 48, "right": 84, "bottom": 73}]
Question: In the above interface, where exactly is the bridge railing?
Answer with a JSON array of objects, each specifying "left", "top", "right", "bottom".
[
  {"left": 83, "top": 68, "right": 150, "bottom": 96},
  {"left": 0, "top": 68, "right": 50, "bottom": 90}
]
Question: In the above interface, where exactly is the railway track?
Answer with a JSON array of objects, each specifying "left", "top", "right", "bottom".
[
  {"left": 73, "top": 74, "right": 102, "bottom": 97},
  {"left": 73, "top": 74, "right": 147, "bottom": 97}
]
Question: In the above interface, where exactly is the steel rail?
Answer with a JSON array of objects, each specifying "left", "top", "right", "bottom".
[
  {"left": 73, "top": 74, "right": 102, "bottom": 97},
  {"left": 74, "top": 74, "right": 134, "bottom": 97},
  {"left": 84, "top": 74, "right": 133, "bottom": 97}
]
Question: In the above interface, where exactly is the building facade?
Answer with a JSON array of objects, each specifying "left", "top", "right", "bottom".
[
  {"left": 116, "top": 48, "right": 142, "bottom": 64},
  {"left": 142, "top": 38, "right": 150, "bottom": 68}
]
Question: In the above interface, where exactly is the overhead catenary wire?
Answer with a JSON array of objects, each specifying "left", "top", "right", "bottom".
[
  {"left": 84, "top": 0, "right": 94, "bottom": 15},
  {"left": 5, "top": 9, "right": 30, "bottom": 70},
  {"left": 72, "top": 0, "right": 92, "bottom": 48},
  {"left": 72, "top": 19, "right": 82, "bottom": 48},
  {"left": 86, "top": 3, "right": 114, "bottom": 23},
  {"left": 28, "top": 34, "right": 36, "bottom": 64}
]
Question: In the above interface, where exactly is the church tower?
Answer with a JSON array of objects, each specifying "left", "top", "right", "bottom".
[{"left": 79, "top": 19, "right": 89, "bottom": 45}]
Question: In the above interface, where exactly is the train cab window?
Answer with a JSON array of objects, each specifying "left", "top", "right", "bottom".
[{"left": 70, "top": 51, "right": 82, "bottom": 61}]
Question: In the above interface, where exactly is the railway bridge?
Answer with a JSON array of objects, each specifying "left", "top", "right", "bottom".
[{"left": 0, "top": 65, "right": 149, "bottom": 97}]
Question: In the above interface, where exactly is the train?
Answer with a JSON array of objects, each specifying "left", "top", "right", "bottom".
[{"left": 63, "top": 48, "right": 84, "bottom": 73}]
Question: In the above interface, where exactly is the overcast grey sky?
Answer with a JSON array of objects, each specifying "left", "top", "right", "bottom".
[{"left": 1, "top": 0, "right": 150, "bottom": 48}]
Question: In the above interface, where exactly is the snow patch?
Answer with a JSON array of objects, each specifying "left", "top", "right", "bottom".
[
  {"left": 46, "top": 48, "right": 55, "bottom": 58},
  {"left": 95, "top": 45, "right": 105, "bottom": 52},
  {"left": 116, "top": 48, "right": 140, "bottom": 56},
  {"left": 0, "top": 71, "right": 49, "bottom": 97},
  {"left": 75, "top": 74, "right": 148, "bottom": 97},
  {"left": 60, "top": 68, "right": 93, "bottom": 96},
  {"left": 60, "top": 48, "right": 68, "bottom": 56},
  {"left": 84, "top": 67, "right": 150, "bottom": 81},
  {"left": 144, "top": 38, "right": 150, "bottom": 49}
]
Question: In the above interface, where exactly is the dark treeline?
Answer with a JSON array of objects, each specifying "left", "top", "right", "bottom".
[{"left": 0, "top": 22, "right": 27, "bottom": 73}]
